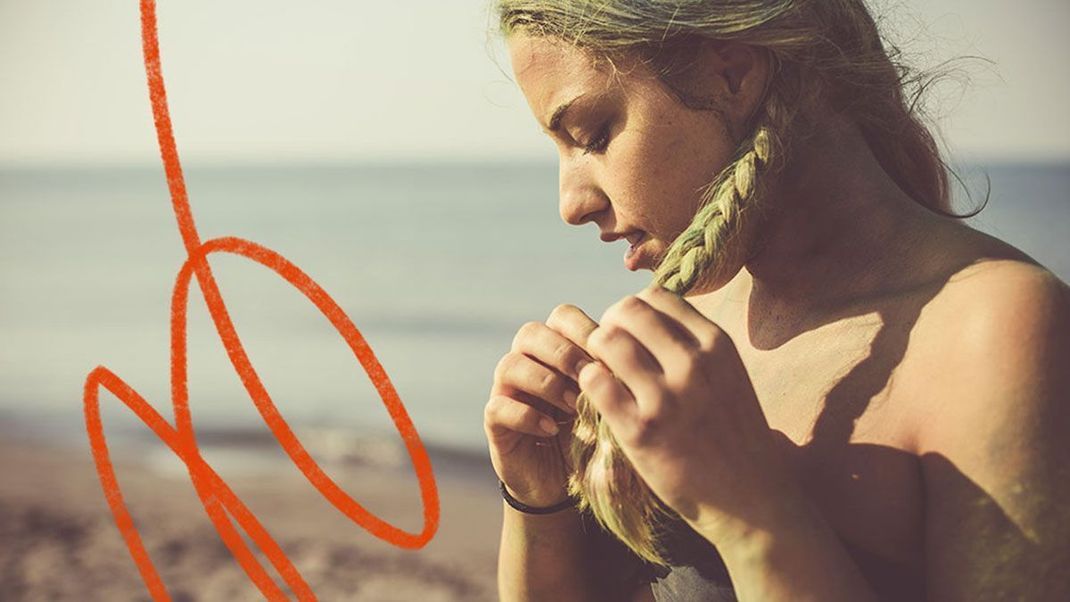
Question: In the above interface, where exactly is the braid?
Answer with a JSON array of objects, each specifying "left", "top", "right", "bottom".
[
  {"left": 568, "top": 88, "right": 795, "bottom": 566},
  {"left": 655, "top": 89, "right": 790, "bottom": 295}
]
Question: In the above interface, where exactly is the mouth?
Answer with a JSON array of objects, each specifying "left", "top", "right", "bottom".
[
  {"left": 623, "top": 232, "right": 646, "bottom": 271},
  {"left": 599, "top": 229, "right": 650, "bottom": 271}
]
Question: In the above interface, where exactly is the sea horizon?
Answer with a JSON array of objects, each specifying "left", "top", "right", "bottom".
[{"left": 2, "top": 159, "right": 1067, "bottom": 458}]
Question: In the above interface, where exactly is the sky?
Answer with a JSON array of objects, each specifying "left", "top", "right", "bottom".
[{"left": 1, "top": 0, "right": 1068, "bottom": 166}]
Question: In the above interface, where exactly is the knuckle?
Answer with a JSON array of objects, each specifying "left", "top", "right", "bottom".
[
  {"left": 669, "top": 347, "right": 704, "bottom": 384},
  {"left": 683, "top": 344, "right": 706, "bottom": 367},
  {"left": 620, "top": 294, "right": 646, "bottom": 312},
  {"left": 493, "top": 356, "right": 507, "bottom": 381},
  {"left": 695, "top": 326, "right": 722, "bottom": 352},
  {"left": 599, "top": 325, "right": 625, "bottom": 342},
  {"left": 603, "top": 295, "right": 643, "bottom": 323},
  {"left": 587, "top": 327, "right": 606, "bottom": 350},
  {"left": 700, "top": 324, "right": 734, "bottom": 354},
  {"left": 547, "top": 303, "right": 577, "bottom": 329},
  {"left": 589, "top": 324, "right": 623, "bottom": 352},
  {"left": 511, "top": 321, "right": 542, "bottom": 350},
  {"left": 599, "top": 304, "right": 618, "bottom": 325},
  {"left": 493, "top": 351, "right": 521, "bottom": 381},
  {"left": 633, "top": 411, "right": 662, "bottom": 441},
  {"left": 538, "top": 369, "right": 557, "bottom": 395},
  {"left": 483, "top": 396, "right": 502, "bottom": 421},
  {"left": 551, "top": 339, "right": 573, "bottom": 367},
  {"left": 548, "top": 303, "right": 575, "bottom": 320}
]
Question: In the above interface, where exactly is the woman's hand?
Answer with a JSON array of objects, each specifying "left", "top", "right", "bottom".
[
  {"left": 579, "top": 284, "right": 800, "bottom": 540},
  {"left": 484, "top": 304, "right": 599, "bottom": 507}
]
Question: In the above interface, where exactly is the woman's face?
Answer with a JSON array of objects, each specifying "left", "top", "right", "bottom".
[{"left": 507, "top": 33, "right": 753, "bottom": 274}]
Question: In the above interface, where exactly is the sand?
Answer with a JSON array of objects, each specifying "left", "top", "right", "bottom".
[{"left": 0, "top": 425, "right": 504, "bottom": 601}]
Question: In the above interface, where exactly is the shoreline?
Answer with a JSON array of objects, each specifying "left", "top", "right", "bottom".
[{"left": 0, "top": 419, "right": 503, "bottom": 600}]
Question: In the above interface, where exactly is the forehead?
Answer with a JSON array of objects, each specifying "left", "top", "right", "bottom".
[{"left": 507, "top": 34, "right": 622, "bottom": 125}]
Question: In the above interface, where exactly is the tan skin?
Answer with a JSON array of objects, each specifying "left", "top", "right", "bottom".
[{"left": 484, "top": 33, "right": 1070, "bottom": 601}]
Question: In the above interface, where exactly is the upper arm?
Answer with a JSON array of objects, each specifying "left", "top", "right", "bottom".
[{"left": 918, "top": 265, "right": 1070, "bottom": 601}]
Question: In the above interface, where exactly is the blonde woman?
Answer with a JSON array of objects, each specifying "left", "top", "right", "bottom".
[{"left": 482, "top": 1, "right": 1069, "bottom": 600}]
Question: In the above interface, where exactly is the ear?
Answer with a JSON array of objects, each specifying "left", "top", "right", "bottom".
[{"left": 703, "top": 40, "right": 770, "bottom": 130}]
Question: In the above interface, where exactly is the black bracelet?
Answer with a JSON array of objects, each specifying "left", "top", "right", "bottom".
[{"left": 499, "top": 480, "right": 577, "bottom": 515}]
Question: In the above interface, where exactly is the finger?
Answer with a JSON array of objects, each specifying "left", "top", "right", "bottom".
[
  {"left": 493, "top": 351, "right": 577, "bottom": 415},
  {"left": 585, "top": 325, "right": 665, "bottom": 404},
  {"left": 600, "top": 294, "right": 699, "bottom": 370},
  {"left": 484, "top": 394, "right": 561, "bottom": 440},
  {"left": 545, "top": 304, "right": 599, "bottom": 369},
  {"left": 577, "top": 361, "right": 636, "bottom": 436},
  {"left": 510, "top": 320, "right": 589, "bottom": 393},
  {"left": 638, "top": 284, "right": 728, "bottom": 350}
]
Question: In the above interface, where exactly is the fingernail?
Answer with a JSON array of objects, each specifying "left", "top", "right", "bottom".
[
  {"left": 539, "top": 417, "right": 559, "bottom": 435},
  {"left": 564, "top": 389, "right": 578, "bottom": 409},
  {"left": 575, "top": 358, "right": 592, "bottom": 377},
  {"left": 578, "top": 361, "right": 598, "bottom": 384}
]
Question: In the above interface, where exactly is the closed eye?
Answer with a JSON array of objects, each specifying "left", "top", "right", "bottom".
[{"left": 582, "top": 124, "right": 611, "bottom": 155}]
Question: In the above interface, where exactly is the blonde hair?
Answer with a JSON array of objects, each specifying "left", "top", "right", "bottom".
[{"left": 496, "top": 0, "right": 961, "bottom": 565}]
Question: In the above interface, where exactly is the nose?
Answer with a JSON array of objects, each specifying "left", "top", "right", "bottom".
[{"left": 558, "top": 158, "right": 608, "bottom": 226}]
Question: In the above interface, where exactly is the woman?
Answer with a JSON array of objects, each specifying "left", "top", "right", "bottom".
[{"left": 482, "top": 1, "right": 1070, "bottom": 600}]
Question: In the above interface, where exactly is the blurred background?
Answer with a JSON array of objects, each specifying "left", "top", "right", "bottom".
[{"left": 1, "top": 1, "right": 1067, "bottom": 600}]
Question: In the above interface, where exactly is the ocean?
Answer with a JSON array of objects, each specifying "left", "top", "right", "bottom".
[{"left": 1, "top": 161, "right": 1067, "bottom": 455}]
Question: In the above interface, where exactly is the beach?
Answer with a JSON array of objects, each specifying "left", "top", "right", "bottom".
[
  {"left": 0, "top": 422, "right": 503, "bottom": 601},
  {"left": 1, "top": 162, "right": 1066, "bottom": 600}
]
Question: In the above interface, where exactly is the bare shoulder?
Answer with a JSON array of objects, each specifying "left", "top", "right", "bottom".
[
  {"left": 895, "top": 225, "right": 1070, "bottom": 446},
  {"left": 935, "top": 258, "right": 1067, "bottom": 335},
  {"left": 892, "top": 227, "right": 1070, "bottom": 442},
  {"left": 933, "top": 257, "right": 1065, "bottom": 344},
  {"left": 910, "top": 224, "right": 1069, "bottom": 355}
]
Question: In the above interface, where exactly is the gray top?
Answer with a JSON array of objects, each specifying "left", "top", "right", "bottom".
[
  {"left": 644, "top": 516, "right": 737, "bottom": 602},
  {"left": 582, "top": 511, "right": 738, "bottom": 601},
  {"left": 651, "top": 564, "right": 737, "bottom": 602}
]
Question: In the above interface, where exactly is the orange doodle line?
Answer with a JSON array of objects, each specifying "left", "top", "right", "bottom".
[{"left": 82, "top": 2, "right": 440, "bottom": 600}]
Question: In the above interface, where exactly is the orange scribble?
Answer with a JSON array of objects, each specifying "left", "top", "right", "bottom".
[{"left": 82, "top": 2, "right": 440, "bottom": 600}]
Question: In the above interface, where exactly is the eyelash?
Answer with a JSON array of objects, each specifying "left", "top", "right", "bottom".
[{"left": 581, "top": 124, "right": 611, "bottom": 155}]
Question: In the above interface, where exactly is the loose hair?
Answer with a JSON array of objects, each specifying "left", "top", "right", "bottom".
[{"left": 495, "top": 0, "right": 969, "bottom": 566}]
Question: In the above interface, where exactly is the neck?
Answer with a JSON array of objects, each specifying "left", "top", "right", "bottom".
[{"left": 695, "top": 112, "right": 949, "bottom": 335}]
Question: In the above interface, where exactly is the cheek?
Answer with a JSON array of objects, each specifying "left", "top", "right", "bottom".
[
  {"left": 614, "top": 119, "right": 734, "bottom": 239},
  {"left": 672, "top": 113, "right": 738, "bottom": 193}
]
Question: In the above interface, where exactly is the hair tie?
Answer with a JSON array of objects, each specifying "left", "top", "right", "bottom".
[{"left": 499, "top": 480, "right": 577, "bottom": 515}]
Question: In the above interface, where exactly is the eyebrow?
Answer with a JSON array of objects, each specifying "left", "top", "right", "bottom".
[{"left": 545, "top": 94, "right": 584, "bottom": 134}]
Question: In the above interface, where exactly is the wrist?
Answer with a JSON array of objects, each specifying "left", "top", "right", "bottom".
[
  {"left": 501, "top": 479, "right": 571, "bottom": 507},
  {"left": 693, "top": 490, "right": 823, "bottom": 562},
  {"left": 500, "top": 480, "right": 577, "bottom": 515},
  {"left": 689, "top": 474, "right": 818, "bottom": 548}
]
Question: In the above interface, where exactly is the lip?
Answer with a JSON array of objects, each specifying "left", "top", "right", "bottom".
[
  {"left": 624, "top": 233, "right": 647, "bottom": 271},
  {"left": 600, "top": 229, "right": 645, "bottom": 243},
  {"left": 600, "top": 230, "right": 634, "bottom": 243}
]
